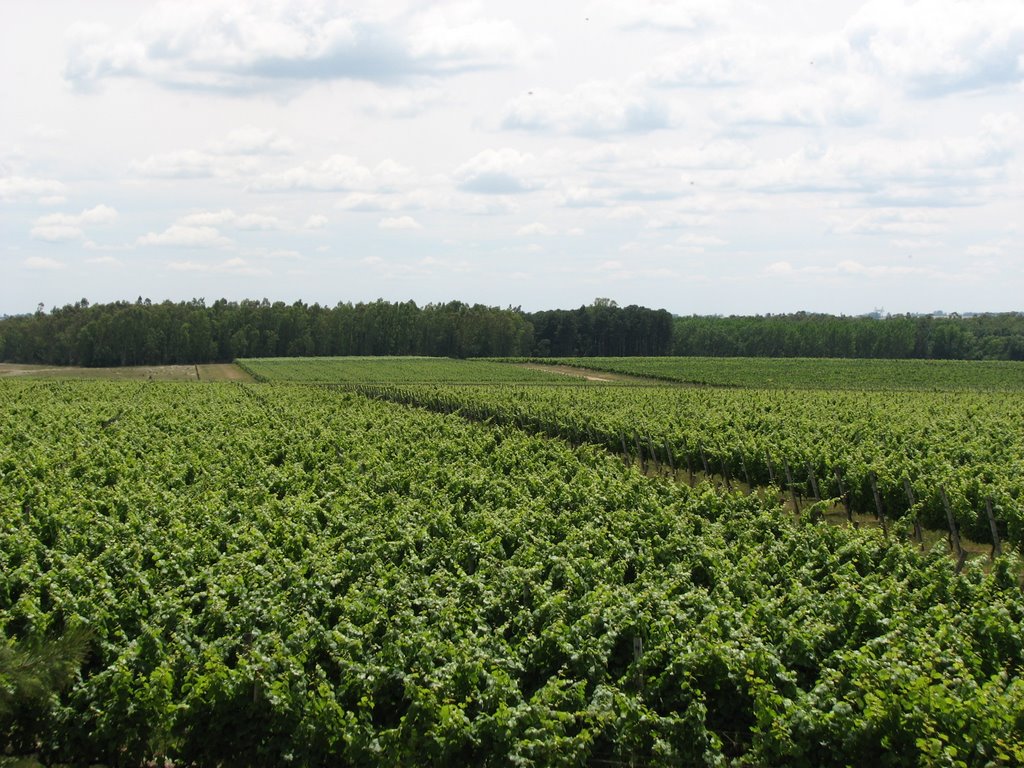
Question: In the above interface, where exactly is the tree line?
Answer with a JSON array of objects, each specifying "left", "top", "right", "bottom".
[
  {"left": 1, "top": 299, "right": 1021, "bottom": 366},
  {"left": 671, "top": 312, "right": 1024, "bottom": 360},
  {"left": 0, "top": 298, "right": 672, "bottom": 366}
]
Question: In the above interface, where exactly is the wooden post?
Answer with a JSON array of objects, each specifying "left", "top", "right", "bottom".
[
  {"left": 765, "top": 451, "right": 776, "bottom": 485},
  {"left": 738, "top": 451, "right": 751, "bottom": 489},
  {"left": 619, "top": 432, "right": 630, "bottom": 466},
  {"left": 634, "top": 430, "right": 646, "bottom": 472},
  {"left": 806, "top": 462, "right": 821, "bottom": 503},
  {"left": 647, "top": 435, "right": 659, "bottom": 474},
  {"left": 783, "top": 460, "right": 801, "bottom": 514},
  {"left": 939, "top": 487, "right": 963, "bottom": 560},
  {"left": 985, "top": 497, "right": 1002, "bottom": 559},
  {"left": 869, "top": 471, "right": 888, "bottom": 538},
  {"left": 833, "top": 468, "right": 852, "bottom": 522},
  {"left": 699, "top": 445, "right": 711, "bottom": 477},
  {"left": 684, "top": 451, "right": 694, "bottom": 486},
  {"left": 663, "top": 438, "right": 675, "bottom": 475},
  {"left": 721, "top": 455, "right": 733, "bottom": 492},
  {"left": 903, "top": 478, "right": 923, "bottom": 544}
]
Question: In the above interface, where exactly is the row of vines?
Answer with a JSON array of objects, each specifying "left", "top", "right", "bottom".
[
  {"left": 513, "top": 357, "right": 1024, "bottom": 391},
  {"left": 238, "top": 357, "right": 574, "bottom": 385},
  {"left": 349, "top": 383, "right": 1024, "bottom": 548},
  {"left": 1, "top": 380, "right": 1021, "bottom": 765}
]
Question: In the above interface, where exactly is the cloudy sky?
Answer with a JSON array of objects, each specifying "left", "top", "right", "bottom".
[{"left": 2, "top": 0, "right": 1022, "bottom": 316}]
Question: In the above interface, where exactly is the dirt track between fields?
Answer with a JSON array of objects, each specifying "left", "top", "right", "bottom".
[{"left": 517, "top": 363, "right": 656, "bottom": 383}]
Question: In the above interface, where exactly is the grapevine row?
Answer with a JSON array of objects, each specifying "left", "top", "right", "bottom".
[
  {"left": 349, "top": 383, "right": 1024, "bottom": 548},
  {"left": 2, "top": 380, "right": 1022, "bottom": 765}
]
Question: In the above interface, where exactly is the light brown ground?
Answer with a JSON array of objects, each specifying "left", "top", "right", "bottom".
[
  {"left": 517, "top": 362, "right": 655, "bottom": 383},
  {"left": 196, "top": 363, "right": 254, "bottom": 381},
  {"left": 0, "top": 362, "right": 252, "bottom": 381}
]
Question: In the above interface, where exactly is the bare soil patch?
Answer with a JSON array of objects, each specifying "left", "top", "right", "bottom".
[
  {"left": 0, "top": 363, "right": 198, "bottom": 380},
  {"left": 197, "top": 363, "right": 254, "bottom": 382},
  {"left": 517, "top": 363, "right": 656, "bottom": 383}
]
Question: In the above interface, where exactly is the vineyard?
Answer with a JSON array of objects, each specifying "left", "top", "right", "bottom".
[
  {"left": 515, "top": 356, "right": 1024, "bottom": 391},
  {"left": 238, "top": 357, "right": 575, "bottom": 385},
  {"left": 2, "top": 358, "right": 1024, "bottom": 766},
  {"left": 343, "top": 383, "right": 1024, "bottom": 549}
]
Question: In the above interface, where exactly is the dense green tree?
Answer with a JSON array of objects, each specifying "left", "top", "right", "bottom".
[
  {"left": 671, "top": 312, "right": 1024, "bottom": 360},
  {"left": 2, "top": 300, "right": 1021, "bottom": 365}
]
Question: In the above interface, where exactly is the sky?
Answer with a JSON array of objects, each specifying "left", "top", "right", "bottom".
[{"left": 1, "top": 0, "right": 1022, "bottom": 317}]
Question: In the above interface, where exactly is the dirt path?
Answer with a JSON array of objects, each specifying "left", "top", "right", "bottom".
[
  {"left": 517, "top": 363, "right": 657, "bottom": 384},
  {"left": 0, "top": 364, "right": 64, "bottom": 377},
  {"left": 0, "top": 362, "right": 253, "bottom": 381},
  {"left": 196, "top": 363, "right": 254, "bottom": 382}
]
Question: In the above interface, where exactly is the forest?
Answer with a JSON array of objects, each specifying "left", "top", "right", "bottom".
[{"left": 1, "top": 297, "right": 1022, "bottom": 366}]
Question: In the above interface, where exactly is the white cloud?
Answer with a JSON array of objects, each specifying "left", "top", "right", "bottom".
[
  {"left": 596, "top": 0, "right": 731, "bottom": 32},
  {"left": 557, "top": 185, "right": 611, "bottom": 208},
  {"left": 176, "top": 210, "right": 236, "bottom": 227},
  {"left": 132, "top": 149, "right": 249, "bottom": 179},
  {"left": 609, "top": 205, "right": 647, "bottom": 220},
  {"left": 263, "top": 249, "right": 303, "bottom": 260},
  {"left": 456, "top": 196, "right": 520, "bottom": 216},
  {"left": 846, "top": 0, "right": 1024, "bottom": 96},
  {"left": 138, "top": 225, "right": 233, "bottom": 248},
  {"left": 189, "top": 210, "right": 281, "bottom": 230},
  {"left": 234, "top": 213, "right": 283, "bottom": 230},
  {"left": 646, "top": 212, "right": 715, "bottom": 229},
  {"left": 501, "top": 81, "right": 673, "bottom": 135},
  {"left": 892, "top": 238, "right": 944, "bottom": 250},
  {"left": 455, "top": 148, "right": 538, "bottom": 194},
  {"left": 30, "top": 225, "right": 84, "bottom": 243},
  {"left": 3, "top": 0, "right": 1018, "bottom": 316},
  {"left": 716, "top": 76, "right": 878, "bottom": 128},
  {"left": 594, "top": 255, "right": 681, "bottom": 280},
  {"left": 0, "top": 176, "right": 68, "bottom": 203},
  {"left": 361, "top": 85, "right": 447, "bottom": 118},
  {"left": 249, "top": 156, "right": 411, "bottom": 192},
  {"left": 836, "top": 259, "right": 951, "bottom": 279},
  {"left": 24, "top": 256, "right": 64, "bottom": 270},
  {"left": 211, "top": 127, "right": 296, "bottom": 155},
  {"left": 408, "top": 14, "right": 536, "bottom": 70},
  {"left": 653, "top": 140, "right": 754, "bottom": 170},
  {"left": 746, "top": 117, "right": 1016, "bottom": 196},
  {"left": 239, "top": 246, "right": 304, "bottom": 261},
  {"left": 832, "top": 208, "right": 946, "bottom": 237},
  {"left": 966, "top": 244, "right": 1001, "bottom": 258},
  {"left": 517, "top": 222, "right": 554, "bottom": 236},
  {"left": 337, "top": 193, "right": 401, "bottom": 212},
  {"left": 30, "top": 205, "right": 118, "bottom": 242},
  {"left": 132, "top": 127, "right": 296, "bottom": 179},
  {"left": 64, "top": 2, "right": 535, "bottom": 92},
  {"left": 675, "top": 233, "right": 727, "bottom": 247},
  {"left": 378, "top": 215, "right": 422, "bottom": 230},
  {"left": 646, "top": 36, "right": 772, "bottom": 88},
  {"left": 28, "top": 125, "right": 70, "bottom": 142},
  {"left": 764, "top": 258, "right": 966, "bottom": 281},
  {"left": 166, "top": 257, "right": 268, "bottom": 275}
]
